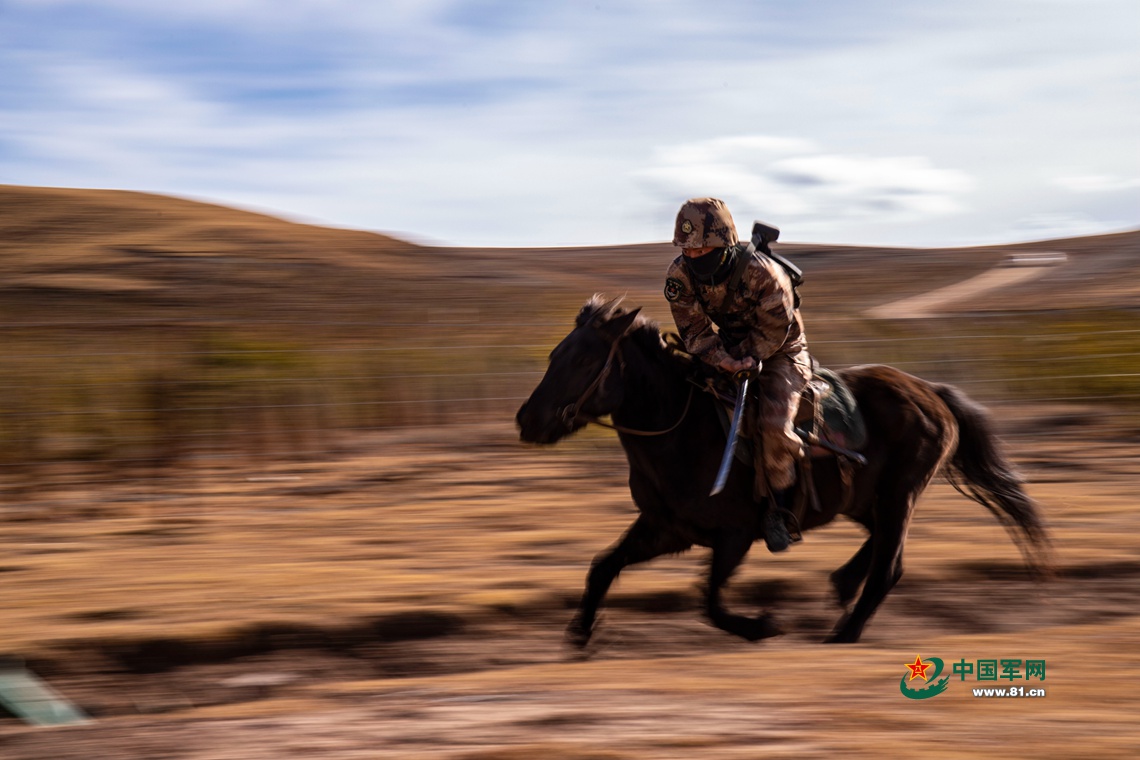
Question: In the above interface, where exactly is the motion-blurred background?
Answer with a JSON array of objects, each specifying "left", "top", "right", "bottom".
[
  {"left": 1, "top": 185, "right": 1138, "bottom": 489},
  {"left": 1, "top": 2, "right": 1138, "bottom": 757}
]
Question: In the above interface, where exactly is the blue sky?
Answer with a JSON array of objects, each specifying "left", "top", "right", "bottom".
[{"left": 2, "top": 0, "right": 1137, "bottom": 247}]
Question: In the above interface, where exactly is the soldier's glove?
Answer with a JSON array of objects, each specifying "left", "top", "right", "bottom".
[{"left": 717, "top": 355, "right": 760, "bottom": 379}]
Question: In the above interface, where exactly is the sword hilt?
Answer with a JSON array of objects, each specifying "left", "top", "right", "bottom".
[{"left": 731, "top": 366, "right": 759, "bottom": 383}]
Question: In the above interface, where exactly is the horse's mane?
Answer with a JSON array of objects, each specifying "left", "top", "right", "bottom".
[
  {"left": 575, "top": 294, "right": 692, "bottom": 371},
  {"left": 575, "top": 294, "right": 641, "bottom": 327},
  {"left": 577, "top": 294, "right": 660, "bottom": 341}
]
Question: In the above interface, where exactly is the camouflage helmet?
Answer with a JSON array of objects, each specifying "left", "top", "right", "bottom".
[{"left": 672, "top": 197, "right": 739, "bottom": 248}]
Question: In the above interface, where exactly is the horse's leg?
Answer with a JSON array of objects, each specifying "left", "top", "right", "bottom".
[
  {"left": 705, "top": 531, "right": 782, "bottom": 641},
  {"left": 829, "top": 536, "right": 873, "bottom": 609},
  {"left": 826, "top": 394, "right": 956, "bottom": 643},
  {"left": 824, "top": 504, "right": 908, "bottom": 644},
  {"left": 567, "top": 515, "right": 690, "bottom": 647},
  {"left": 826, "top": 446, "right": 944, "bottom": 644}
]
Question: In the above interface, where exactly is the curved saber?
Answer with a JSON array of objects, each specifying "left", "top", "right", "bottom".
[{"left": 710, "top": 376, "right": 749, "bottom": 496}]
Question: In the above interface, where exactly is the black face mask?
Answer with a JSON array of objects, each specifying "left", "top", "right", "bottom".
[{"left": 685, "top": 246, "right": 734, "bottom": 284}]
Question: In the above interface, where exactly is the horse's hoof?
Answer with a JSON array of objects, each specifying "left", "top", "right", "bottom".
[
  {"left": 742, "top": 614, "right": 783, "bottom": 642},
  {"left": 565, "top": 618, "right": 593, "bottom": 649}
]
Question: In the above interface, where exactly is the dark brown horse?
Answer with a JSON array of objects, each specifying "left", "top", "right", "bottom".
[{"left": 516, "top": 296, "right": 1050, "bottom": 645}]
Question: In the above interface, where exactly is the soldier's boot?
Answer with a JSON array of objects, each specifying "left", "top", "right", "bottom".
[{"left": 763, "top": 485, "right": 803, "bottom": 554}]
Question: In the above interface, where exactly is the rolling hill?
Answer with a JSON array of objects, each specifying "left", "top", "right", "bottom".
[
  {"left": 1, "top": 184, "right": 1137, "bottom": 467},
  {"left": 5, "top": 184, "right": 1138, "bottom": 322}
]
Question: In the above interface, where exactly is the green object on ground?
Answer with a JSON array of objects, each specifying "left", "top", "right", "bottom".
[{"left": 0, "top": 658, "right": 90, "bottom": 726}]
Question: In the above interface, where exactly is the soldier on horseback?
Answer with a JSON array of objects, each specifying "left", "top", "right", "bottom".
[{"left": 664, "top": 197, "right": 811, "bottom": 552}]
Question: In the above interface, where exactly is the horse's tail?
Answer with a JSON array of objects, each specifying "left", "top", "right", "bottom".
[{"left": 934, "top": 383, "right": 1052, "bottom": 576}]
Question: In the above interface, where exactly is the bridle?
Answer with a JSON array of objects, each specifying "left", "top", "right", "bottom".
[{"left": 557, "top": 328, "right": 695, "bottom": 437}]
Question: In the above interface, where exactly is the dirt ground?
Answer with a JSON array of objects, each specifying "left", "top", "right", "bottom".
[{"left": 1, "top": 418, "right": 1139, "bottom": 759}]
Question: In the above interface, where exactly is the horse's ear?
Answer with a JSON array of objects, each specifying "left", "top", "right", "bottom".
[{"left": 598, "top": 307, "right": 641, "bottom": 342}]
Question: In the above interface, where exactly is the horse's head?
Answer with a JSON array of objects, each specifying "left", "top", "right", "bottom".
[{"left": 517, "top": 296, "right": 642, "bottom": 444}]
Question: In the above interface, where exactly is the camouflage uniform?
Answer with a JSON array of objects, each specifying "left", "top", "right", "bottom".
[{"left": 665, "top": 199, "right": 811, "bottom": 495}]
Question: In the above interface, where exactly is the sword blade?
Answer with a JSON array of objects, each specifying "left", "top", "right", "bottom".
[{"left": 710, "top": 376, "right": 749, "bottom": 496}]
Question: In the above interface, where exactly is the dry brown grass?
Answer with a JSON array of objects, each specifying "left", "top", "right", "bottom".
[
  {"left": 2, "top": 185, "right": 1138, "bottom": 474},
  {"left": 0, "top": 421, "right": 1137, "bottom": 757},
  {"left": 0, "top": 186, "right": 1138, "bottom": 756}
]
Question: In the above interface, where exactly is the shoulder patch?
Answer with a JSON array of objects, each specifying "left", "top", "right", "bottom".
[{"left": 664, "top": 277, "right": 686, "bottom": 302}]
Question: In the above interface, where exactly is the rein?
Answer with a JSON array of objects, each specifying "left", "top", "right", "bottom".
[
  {"left": 587, "top": 385, "right": 695, "bottom": 437},
  {"left": 559, "top": 330, "right": 695, "bottom": 437}
]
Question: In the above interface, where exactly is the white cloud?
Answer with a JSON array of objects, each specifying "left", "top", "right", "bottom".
[
  {"left": 639, "top": 136, "right": 973, "bottom": 228},
  {"left": 4, "top": 0, "right": 456, "bottom": 27},
  {"left": 0, "top": 1, "right": 1136, "bottom": 247},
  {"left": 1052, "top": 175, "right": 1140, "bottom": 193}
]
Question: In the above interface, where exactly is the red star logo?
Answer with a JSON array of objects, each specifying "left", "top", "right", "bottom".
[{"left": 905, "top": 655, "right": 932, "bottom": 681}]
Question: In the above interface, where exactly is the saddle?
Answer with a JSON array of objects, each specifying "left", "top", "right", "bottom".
[
  {"left": 796, "top": 368, "right": 867, "bottom": 457},
  {"left": 664, "top": 334, "right": 867, "bottom": 518},
  {"left": 701, "top": 364, "right": 867, "bottom": 465}
]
